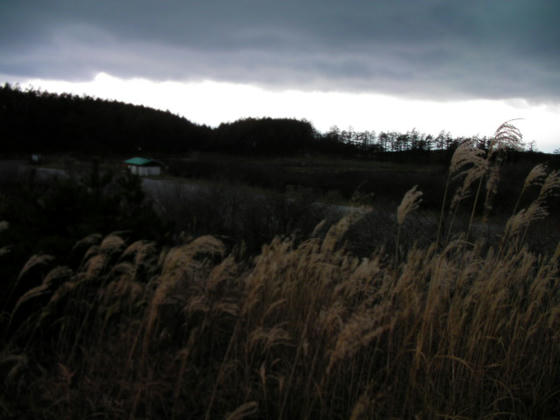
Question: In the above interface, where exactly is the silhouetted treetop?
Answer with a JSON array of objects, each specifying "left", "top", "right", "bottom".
[
  {"left": 1, "top": 84, "right": 545, "bottom": 160},
  {"left": 211, "top": 117, "right": 318, "bottom": 155},
  {"left": 0, "top": 84, "right": 210, "bottom": 154}
]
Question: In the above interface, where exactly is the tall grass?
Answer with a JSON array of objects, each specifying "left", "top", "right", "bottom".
[{"left": 1, "top": 123, "right": 560, "bottom": 419}]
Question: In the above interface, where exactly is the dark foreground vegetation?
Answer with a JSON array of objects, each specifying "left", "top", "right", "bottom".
[{"left": 1, "top": 118, "right": 560, "bottom": 418}]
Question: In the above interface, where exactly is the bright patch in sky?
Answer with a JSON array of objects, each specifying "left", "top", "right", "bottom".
[{"left": 21, "top": 72, "right": 560, "bottom": 152}]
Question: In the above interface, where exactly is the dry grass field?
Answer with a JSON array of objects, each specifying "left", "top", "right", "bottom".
[{"left": 1, "top": 123, "right": 560, "bottom": 419}]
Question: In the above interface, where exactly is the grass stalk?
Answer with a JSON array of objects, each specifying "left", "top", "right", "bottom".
[
  {"left": 467, "top": 176, "right": 484, "bottom": 240},
  {"left": 436, "top": 174, "right": 451, "bottom": 247}
]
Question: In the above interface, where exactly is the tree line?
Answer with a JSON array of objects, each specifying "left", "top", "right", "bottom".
[{"left": 0, "top": 83, "right": 538, "bottom": 158}]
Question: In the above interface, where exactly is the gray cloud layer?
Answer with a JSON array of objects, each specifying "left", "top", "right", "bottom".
[{"left": 1, "top": 0, "right": 559, "bottom": 101}]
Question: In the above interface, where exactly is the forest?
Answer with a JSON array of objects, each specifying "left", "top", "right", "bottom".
[{"left": 4, "top": 82, "right": 557, "bottom": 159}]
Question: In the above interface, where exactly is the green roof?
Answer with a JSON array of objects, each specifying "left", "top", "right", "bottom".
[{"left": 124, "top": 157, "right": 155, "bottom": 166}]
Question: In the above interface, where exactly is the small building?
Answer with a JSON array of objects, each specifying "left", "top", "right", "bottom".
[{"left": 124, "top": 157, "right": 163, "bottom": 176}]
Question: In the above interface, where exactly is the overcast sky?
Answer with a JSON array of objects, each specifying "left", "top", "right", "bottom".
[{"left": 1, "top": 1, "right": 559, "bottom": 151}]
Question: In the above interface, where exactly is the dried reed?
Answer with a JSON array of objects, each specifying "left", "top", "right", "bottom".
[{"left": 3, "top": 122, "right": 560, "bottom": 419}]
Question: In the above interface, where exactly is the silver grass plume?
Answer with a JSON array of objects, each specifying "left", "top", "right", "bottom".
[
  {"left": 397, "top": 185, "right": 423, "bottom": 225},
  {"left": 488, "top": 120, "right": 524, "bottom": 156}
]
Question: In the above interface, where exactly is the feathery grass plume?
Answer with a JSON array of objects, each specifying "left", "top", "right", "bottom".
[
  {"left": 449, "top": 139, "right": 485, "bottom": 176},
  {"left": 83, "top": 254, "right": 107, "bottom": 278},
  {"left": 320, "top": 213, "right": 361, "bottom": 254},
  {"left": 248, "top": 325, "right": 292, "bottom": 353},
  {"left": 523, "top": 164, "right": 548, "bottom": 191},
  {"left": 189, "top": 235, "right": 226, "bottom": 261},
  {"left": 108, "top": 261, "right": 135, "bottom": 283},
  {"left": 80, "top": 245, "right": 101, "bottom": 269},
  {"left": 316, "top": 301, "right": 345, "bottom": 337},
  {"left": 512, "top": 164, "right": 548, "bottom": 214},
  {"left": 206, "top": 255, "right": 238, "bottom": 292},
  {"left": 11, "top": 284, "right": 52, "bottom": 321},
  {"left": 134, "top": 242, "right": 158, "bottom": 269},
  {"left": 349, "top": 388, "right": 372, "bottom": 420},
  {"left": 43, "top": 266, "right": 73, "bottom": 289},
  {"left": 212, "top": 299, "right": 240, "bottom": 318},
  {"left": 17, "top": 254, "right": 55, "bottom": 281},
  {"left": 450, "top": 157, "right": 488, "bottom": 208},
  {"left": 8, "top": 254, "right": 55, "bottom": 307},
  {"left": 242, "top": 237, "right": 295, "bottom": 316},
  {"left": 99, "top": 234, "right": 125, "bottom": 256},
  {"left": 262, "top": 298, "right": 287, "bottom": 322},
  {"left": 122, "top": 240, "right": 158, "bottom": 270},
  {"left": 144, "top": 236, "right": 226, "bottom": 353},
  {"left": 75, "top": 232, "right": 103, "bottom": 246},
  {"left": 160, "top": 246, "right": 197, "bottom": 275},
  {"left": 536, "top": 169, "right": 560, "bottom": 203},
  {"left": 10, "top": 267, "right": 69, "bottom": 331},
  {"left": 144, "top": 248, "right": 194, "bottom": 352},
  {"left": 161, "top": 236, "right": 225, "bottom": 275},
  {"left": 475, "top": 121, "right": 521, "bottom": 231},
  {"left": 311, "top": 219, "right": 327, "bottom": 237},
  {"left": 333, "top": 256, "right": 382, "bottom": 303},
  {"left": 488, "top": 119, "right": 523, "bottom": 156},
  {"left": 121, "top": 240, "right": 148, "bottom": 260},
  {"left": 327, "top": 308, "right": 392, "bottom": 374},
  {"left": 72, "top": 233, "right": 102, "bottom": 252},
  {"left": 396, "top": 186, "right": 423, "bottom": 261},
  {"left": 450, "top": 139, "right": 488, "bottom": 219},
  {"left": 104, "top": 276, "right": 144, "bottom": 306},
  {"left": 10, "top": 266, "right": 72, "bottom": 329},
  {"left": 501, "top": 169, "right": 559, "bottom": 250},
  {"left": 397, "top": 185, "right": 423, "bottom": 226},
  {"left": 504, "top": 202, "right": 549, "bottom": 240},
  {"left": 184, "top": 294, "right": 210, "bottom": 315},
  {"left": 38, "top": 280, "right": 79, "bottom": 326}
]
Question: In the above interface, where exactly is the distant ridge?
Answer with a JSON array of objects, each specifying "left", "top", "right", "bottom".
[{"left": 2, "top": 83, "right": 557, "bottom": 162}]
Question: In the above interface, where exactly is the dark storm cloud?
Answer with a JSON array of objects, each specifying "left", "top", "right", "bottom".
[{"left": 1, "top": 0, "right": 559, "bottom": 100}]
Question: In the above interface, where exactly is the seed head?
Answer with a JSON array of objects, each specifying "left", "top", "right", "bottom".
[
  {"left": 489, "top": 120, "right": 523, "bottom": 155},
  {"left": 397, "top": 185, "right": 423, "bottom": 225},
  {"left": 537, "top": 170, "right": 560, "bottom": 203},
  {"left": 449, "top": 140, "right": 485, "bottom": 176},
  {"left": 523, "top": 164, "right": 547, "bottom": 191}
]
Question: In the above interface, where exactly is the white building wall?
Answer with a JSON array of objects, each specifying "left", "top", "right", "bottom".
[{"left": 128, "top": 165, "right": 160, "bottom": 176}]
